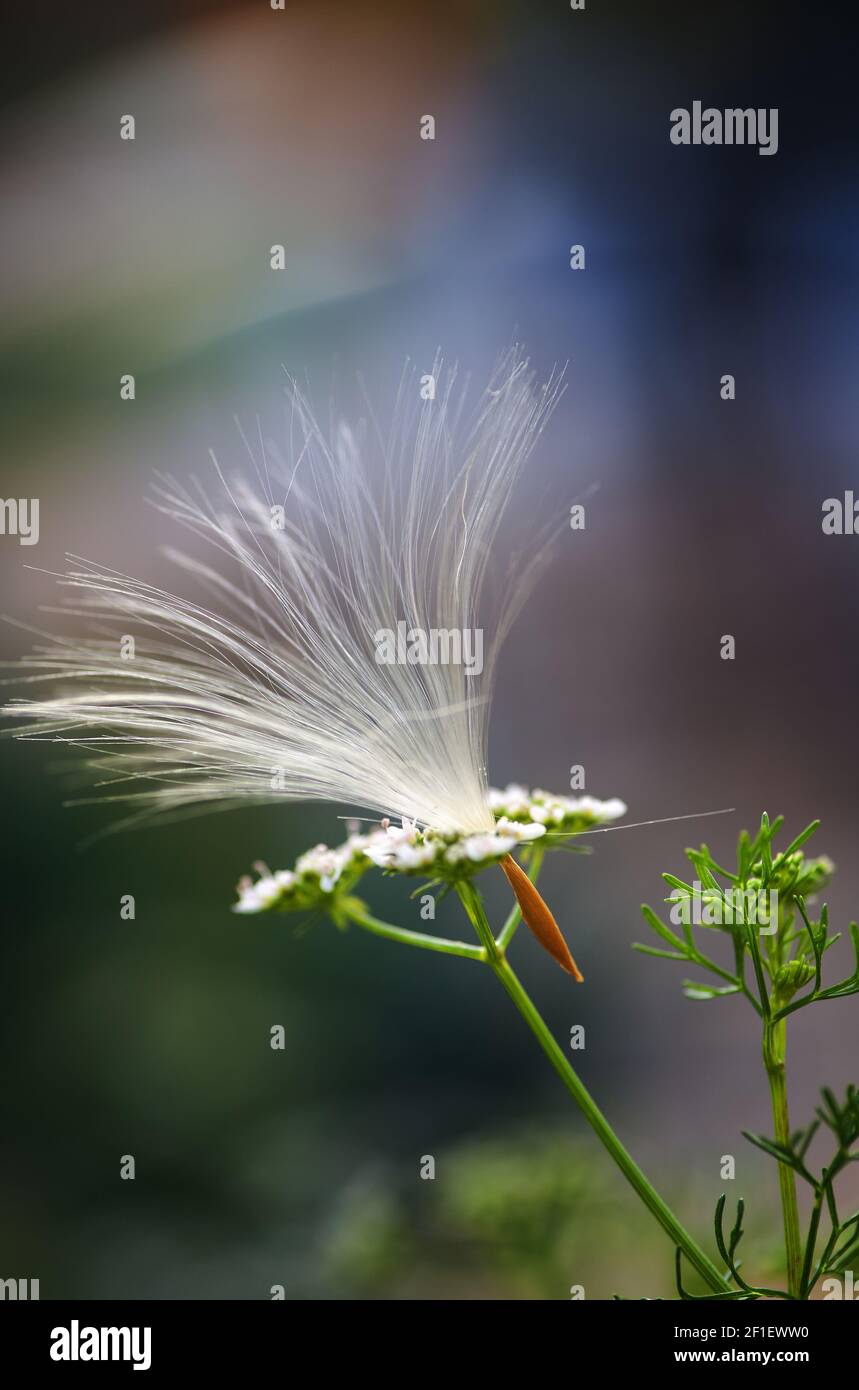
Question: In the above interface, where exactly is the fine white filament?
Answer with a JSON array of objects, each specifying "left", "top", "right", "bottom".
[{"left": 4, "top": 353, "right": 563, "bottom": 835}]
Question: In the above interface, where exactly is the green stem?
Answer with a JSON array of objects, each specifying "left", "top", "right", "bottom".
[
  {"left": 489, "top": 952, "right": 730, "bottom": 1294},
  {"left": 763, "top": 1016, "right": 803, "bottom": 1297},
  {"left": 346, "top": 882, "right": 731, "bottom": 1295},
  {"left": 342, "top": 904, "right": 485, "bottom": 961},
  {"left": 455, "top": 882, "right": 729, "bottom": 1293},
  {"left": 455, "top": 880, "right": 502, "bottom": 962}
]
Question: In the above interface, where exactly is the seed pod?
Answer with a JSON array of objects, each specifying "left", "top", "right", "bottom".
[{"left": 500, "top": 854, "right": 583, "bottom": 980}]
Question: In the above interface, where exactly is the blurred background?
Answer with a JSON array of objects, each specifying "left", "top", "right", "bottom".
[{"left": 1, "top": 0, "right": 857, "bottom": 1298}]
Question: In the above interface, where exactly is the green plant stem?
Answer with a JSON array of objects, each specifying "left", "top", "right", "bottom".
[
  {"left": 456, "top": 880, "right": 502, "bottom": 962},
  {"left": 342, "top": 904, "right": 486, "bottom": 961},
  {"left": 344, "top": 883, "right": 730, "bottom": 1294},
  {"left": 762, "top": 1016, "right": 803, "bottom": 1297},
  {"left": 490, "top": 952, "right": 730, "bottom": 1294},
  {"left": 456, "top": 883, "right": 731, "bottom": 1295}
]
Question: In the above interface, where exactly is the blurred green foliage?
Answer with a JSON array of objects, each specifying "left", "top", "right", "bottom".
[{"left": 324, "top": 1129, "right": 699, "bottom": 1300}]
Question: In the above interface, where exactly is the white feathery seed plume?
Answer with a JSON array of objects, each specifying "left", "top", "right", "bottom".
[{"left": 4, "top": 352, "right": 565, "bottom": 838}]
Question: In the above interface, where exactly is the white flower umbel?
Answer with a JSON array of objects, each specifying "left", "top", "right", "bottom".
[
  {"left": 488, "top": 784, "right": 627, "bottom": 834},
  {"left": 243, "top": 782, "right": 631, "bottom": 975},
  {"left": 232, "top": 809, "right": 555, "bottom": 914}
]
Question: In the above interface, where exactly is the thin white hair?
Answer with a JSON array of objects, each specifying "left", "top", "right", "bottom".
[{"left": 4, "top": 351, "right": 564, "bottom": 834}]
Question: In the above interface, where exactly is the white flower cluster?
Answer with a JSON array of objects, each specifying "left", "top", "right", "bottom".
[
  {"left": 234, "top": 785, "right": 627, "bottom": 914},
  {"left": 364, "top": 815, "right": 546, "bottom": 874},
  {"left": 234, "top": 867, "right": 300, "bottom": 914},
  {"left": 487, "top": 784, "right": 627, "bottom": 832}
]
